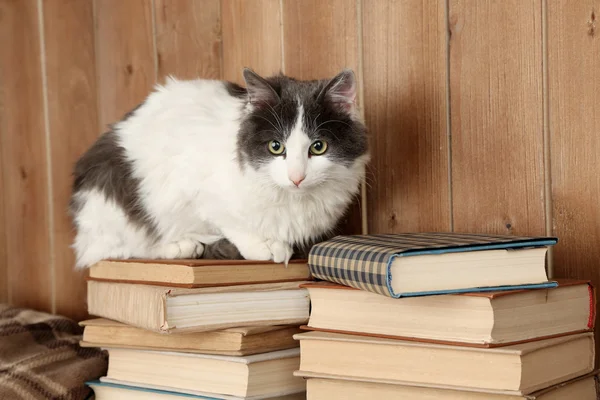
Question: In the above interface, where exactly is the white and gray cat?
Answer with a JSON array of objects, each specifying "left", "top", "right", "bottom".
[{"left": 70, "top": 68, "right": 369, "bottom": 268}]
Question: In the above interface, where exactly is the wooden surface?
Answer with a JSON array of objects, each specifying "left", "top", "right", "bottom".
[
  {"left": 43, "top": 0, "right": 98, "bottom": 320},
  {"left": 0, "top": 0, "right": 52, "bottom": 311},
  {"left": 154, "top": 0, "right": 221, "bottom": 81},
  {"left": 363, "top": 0, "right": 450, "bottom": 233},
  {"left": 221, "top": 0, "right": 282, "bottom": 83},
  {"left": 547, "top": 0, "right": 600, "bottom": 362},
  {"left": 1, "top": 0, "right": 599, "bottom": 325},
  {"left": 449, "top": 0, "right": 546, "bottom": 236},
  {"left": 282, "top": 0, "right": 362, "bottom": 234},
  {"left": 95, "top": 0, "right": 156, "bottom": 129}
]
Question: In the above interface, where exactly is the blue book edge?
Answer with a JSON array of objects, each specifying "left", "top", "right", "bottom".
[
  {"left": 385, "top": 239, "right": 558, "bottom": 298},
  {"left": 85, "top": 380, "right": 218, "bottom": 399}
]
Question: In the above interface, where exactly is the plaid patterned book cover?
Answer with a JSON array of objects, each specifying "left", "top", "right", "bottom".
[{"left": 308, "top": 232, "right": 558, "bottom": 298}]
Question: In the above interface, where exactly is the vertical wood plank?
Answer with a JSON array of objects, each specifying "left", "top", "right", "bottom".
[
  {"left": 363, "top": 0, "right": 450, "bottom": 233},
  {"left": 0, "top": 152, "right": 7, "bottom": 303},
  {"left": 221, "top": 0, "right": 282, "bottom": 83},
  {"left": 547, "top": 0, "right": 600, "bottom": 360},
  {"left": 95, "top": 0, "right": 155, "bottom": 130},
  {"left": 282, "top": 0, "right": 362, "bottom": 234},
  {"left": 449, "top": 0, "right": 546, "bottom": 236},
  {"left": 155, "top": 0, "right": 221, "bottom": 81},
  {"left": 0, "top": 0, "right": 52, "bottom": 311},
  {"left": 43, "top": 0, "right": 98, "bottom": 320}
]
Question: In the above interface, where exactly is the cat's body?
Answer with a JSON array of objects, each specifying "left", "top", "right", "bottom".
[{"left": 70, "top": 69, "right": 369, "bottom": 268}]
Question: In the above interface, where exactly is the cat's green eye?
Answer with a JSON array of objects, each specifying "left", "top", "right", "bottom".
[
  {"left": 268, "top": 140, "right": 285, "bottom": 155},
  {"left": 310, "top": 140, "right": 328, "bottom": 156}
]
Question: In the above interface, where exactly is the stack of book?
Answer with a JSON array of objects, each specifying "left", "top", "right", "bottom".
[
  {"left": 294, "top": 233, "right": 599, "bottom": 399},
  {"left": 81, "top": 258, "right": 312, "bottom": 399}
]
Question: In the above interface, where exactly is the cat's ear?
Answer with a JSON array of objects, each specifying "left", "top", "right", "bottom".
[
  {"left": 319, "top": 69, "right": 357, "bottom": 114},
  {"left": 242, "top": 68, "right": 280, "bottom": 108}
]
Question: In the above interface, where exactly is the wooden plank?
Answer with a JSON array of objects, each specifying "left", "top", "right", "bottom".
[
  {"left": 363, "top": 0, "right": 450, "bottom": 233},
  {"left": 43, "top": 0, "right": 98, "bottom": 321},
  {"left": 95, "top": 0, "right": 155, "bottom": 130},
  {"left": 0, "top": 0, "right": 52, "bottom": 311},
  {"left": 0, "top": 149, "right": 6, "bottom": 303},
  {"left": 155, "top": 0, "right": 221, "bottom": 81},
  {"left": 221, "top": 0, "right": 282, "bottom": 83},
  {"left": 449, "top": 0, "right": 546, "bottom": 236},
  {"left": 547, "top": 0, "right": 600, "bottom": 362},
  {"left": 282, "top": 0, "right": 362, "bottom": 234}
]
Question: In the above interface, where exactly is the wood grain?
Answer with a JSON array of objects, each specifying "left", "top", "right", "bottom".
[
  {"left": 0, "top": 0, "right": 52, "bottom": 311},
  {"left": 282, "top": 0, "right": 362, "bottom": 234},
  {"left": 449, "top": 0, "right": 546, "bottom": 236},
  {"left": 95, "top": 0, "right": 155, "bottom": 130},
  {"left": 221, "top": 0, "right": 282, "bottom": 83},
  {"left": 43, "top": 0, "right": 98, "bottom": 320},
  {"left": 0, "top": 148, "right": 6, "bottom": 303},
  {"left": 547, "top": 0, "right": 600, "bottom": 361},
  {"left": 154, "top": 0, "right": 221, "bottom": 81},
  {"left": 363, "top": 0, "right": 450, "bottom": 233}
]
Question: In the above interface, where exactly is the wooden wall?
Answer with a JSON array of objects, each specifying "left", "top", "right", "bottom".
[{"left": 1, "top": 0, "right": 598, "bottom": 336}]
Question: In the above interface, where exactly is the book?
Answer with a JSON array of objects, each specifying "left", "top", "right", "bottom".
[
  {"left": 303, "top": 373, "right": 599, "bottom": 399},
  {"left": 308, "top": 232, "right": 558, "bottom": 297},
  {"left": 79, "top": 318, "right": 302, "bottom": 356},
  {"left": 294, "top": 331, "right": 595, "bottom": 394},
  {"left": 88, "top": 259, "right": 311, "bottom": 288},
  {"left": 102, "top": 347, "right": 305, "bottom": 398},
  {"left": 87, "top": 379, "right": 307, "bottom": 400},
  {"left": 301, "top": 280, "right": 595, "bottom": 346},
  {"left": 87, "top": 281, "right": 310, "bottom": 333}
]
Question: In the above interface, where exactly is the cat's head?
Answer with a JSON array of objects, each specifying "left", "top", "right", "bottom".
[{"left": 236, "top": 68, "right": 369, "bottom": 193}]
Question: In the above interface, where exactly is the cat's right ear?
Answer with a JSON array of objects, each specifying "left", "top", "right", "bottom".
[{"left": 243, "top": 68, "right": 280, "bottom": 108}]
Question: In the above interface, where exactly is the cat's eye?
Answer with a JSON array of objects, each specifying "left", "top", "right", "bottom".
[
  {"left": 268, "top": 140, "right": 285, "bottom": 155},
  {"left": 310, "top": 140, "right": 328, "bottom": 156}
]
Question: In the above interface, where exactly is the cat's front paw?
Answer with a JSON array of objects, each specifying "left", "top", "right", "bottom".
[{"left": 267, "top": 240, "right": 293, "bottom": 265}]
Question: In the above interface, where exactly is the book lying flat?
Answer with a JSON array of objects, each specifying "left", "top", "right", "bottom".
[
  {"left": 308, "top": 232, "right": 558, "bottom": 297},
  {"left": 303, "top": 373, "right": 599, "bottom": 400},
  {"left": 88, "top": 379, "right": 306, "bottom": 400},
  {"left": 294, "top": 331, "right": 595, "bottom": 394},
  {"left": 103, "top": 348, "right": 305, "bottom": 399},
  {"left": 88, "top": 259, "right": 311, "bottom": 288},
  {"left": 87, "top": 281, "right": 310, "bottom": 333},
  {"left": 79, "top": 318, "right": 301, "bottom": 356},
  {"left": 301, "top": 280, "right": 595, "bottom": 346}
]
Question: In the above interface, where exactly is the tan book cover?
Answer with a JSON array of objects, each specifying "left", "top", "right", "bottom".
[
  {"left": 299, "top": 279, "right": 595, "bottom": 347},
  {"left": 79, "top": 318, "right": 301, "bottom": 356},
  {"left": 88, "top": 258, "right": 311, "bottom": 288}
]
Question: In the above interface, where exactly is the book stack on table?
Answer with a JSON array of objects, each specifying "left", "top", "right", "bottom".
[
  {"left": 294, "top": 233, "right": 598, "bottom": 399},
  {"left": 82, "top": 258, "right": 313, "bottom": 400}
]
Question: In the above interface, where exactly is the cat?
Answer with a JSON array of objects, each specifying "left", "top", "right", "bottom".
[{"left": 69, "top": 68, "right": 369, "bottom": 268}]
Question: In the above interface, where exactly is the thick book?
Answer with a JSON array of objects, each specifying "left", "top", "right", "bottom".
[
  {"left": 294, "top": 331, "right": 595, "bottom": 395},
  {"left": 308, "top": 232, "right": 558, "bottom": 297},
  {"left": 88, "top": 259, "right": 311, "bottom": 288},
  {"left": 88, "top": 380, "right": 306, "bottom": 400},
  {"left": 301, "top": 280, "right": 595, "bottom": 346},
  {"left": 303, "top": 373, "right": 599, "bottom": 399},
  {"left": 79, "top": 318, "right": 301, "bottom": 356},
  {"left": 87, "top": 281, "right": 310, "bottom": 333},
  {"left": 102, "top": 347, "right": 305, "bottom": 399}
]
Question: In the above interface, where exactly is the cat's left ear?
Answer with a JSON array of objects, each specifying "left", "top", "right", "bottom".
[
  {"left": 319, "top": 69, "right": 357, "bottom": 114},
  {"left": 243, "top": 68, "right": 280, "bottom": 108}
]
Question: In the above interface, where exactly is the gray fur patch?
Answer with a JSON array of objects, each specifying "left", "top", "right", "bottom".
[{"left": 201, "top": 239, "right": 244, "bottom": 260}]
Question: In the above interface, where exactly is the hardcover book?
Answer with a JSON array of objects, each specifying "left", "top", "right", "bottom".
[{"left": 308, "top": 232, "right": 558, "bottom": 297}]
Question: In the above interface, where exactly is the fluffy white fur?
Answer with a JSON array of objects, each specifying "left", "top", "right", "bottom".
[{"left": 73, "top": 78, "right": 368, "bottom": 268}]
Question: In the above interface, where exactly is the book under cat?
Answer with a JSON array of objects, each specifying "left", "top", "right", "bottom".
[
  {"left": 86, "top": 281, "right": 310, "bottom": 333},
  {"left": 308, "top": 233, "right": 558, "bottom": 297},
  {"left": 301, "top": 280, "right": 595, "bottom": 346},
  {"left": 294, "top": 331, "right": 595, "bottom": 395},
  {"left": 79, "top": 318, "right": 301, "bottom": 356}
]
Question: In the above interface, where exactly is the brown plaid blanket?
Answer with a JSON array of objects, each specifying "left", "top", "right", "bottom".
[{"left": 0, "top": 304, "right": 107, "bottom": 400}]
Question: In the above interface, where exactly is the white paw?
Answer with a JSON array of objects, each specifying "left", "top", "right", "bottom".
[
  {"left": 267, "top": 240, "right": 293, "bottom": 265},
  {"left": 160, "top": 239, "right": 204, "bottom": 259},
  {"left": 237, "top": 240, "right": 272, "bottom": 261}
]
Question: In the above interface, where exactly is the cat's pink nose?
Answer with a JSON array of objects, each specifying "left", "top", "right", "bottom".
[{"left": 290, "top": 175, "right": 305, "bottom": 187}]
